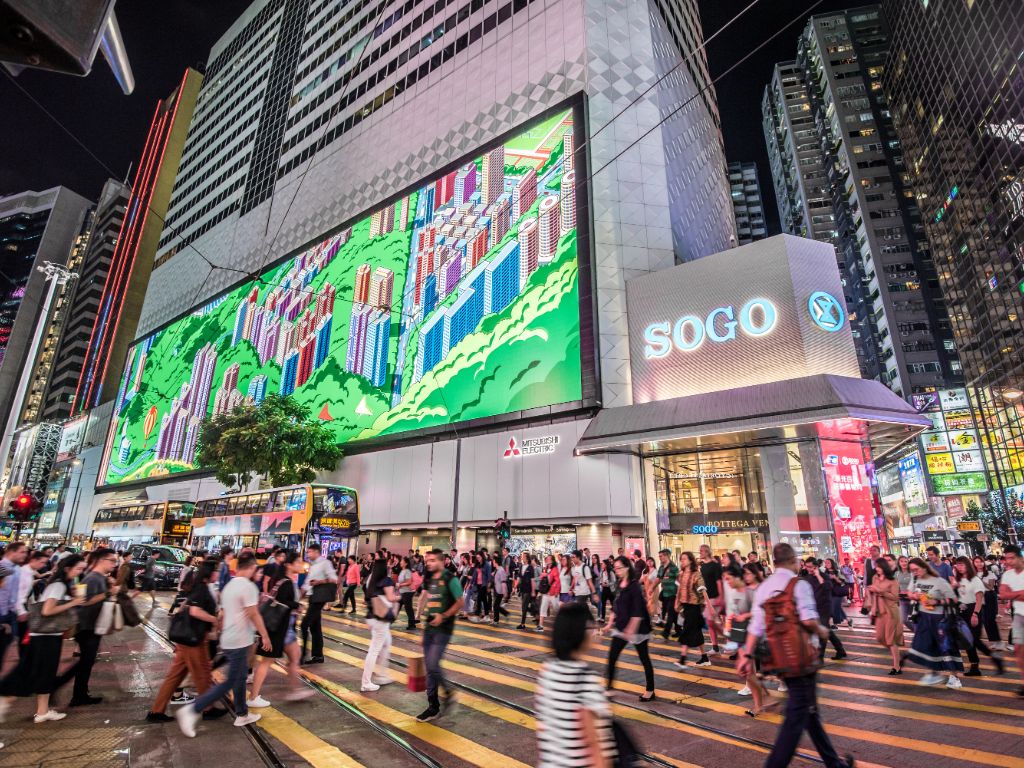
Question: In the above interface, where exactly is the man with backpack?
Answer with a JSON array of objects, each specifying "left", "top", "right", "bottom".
[
  {"left": 416, "top": 549, "right": 464, "bottom": 722},
  {"left": 736, "top": 543, "right": 854, "bottom": 768},
  {"left": 570, "top": 550, "right": 595, "bottom": 616}
]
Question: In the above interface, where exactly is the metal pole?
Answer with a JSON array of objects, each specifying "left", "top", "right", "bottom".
[
  {"left": 450, "top": 438, "right": 462, "bottom": 550},
  {"left": 0, "top": 264, "right": 77, "bottom": 492},
  {"left": 63, "top": 468, "right": 85, "bottom": 542}
]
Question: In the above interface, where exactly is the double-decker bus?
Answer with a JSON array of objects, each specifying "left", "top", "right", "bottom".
[
  {"left": 92, "top": 500, "right": 195, "bottom": 547},
  {"left": 190, "top": 484, "right": 359, "bottom": 558}
]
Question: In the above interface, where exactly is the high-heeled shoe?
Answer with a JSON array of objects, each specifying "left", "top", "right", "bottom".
[
  {"left": 639, "top": 692, "right": 656, "bottom": 703},
  {"left": 888, "top": 667, "right": 902, "bottom": 675}
]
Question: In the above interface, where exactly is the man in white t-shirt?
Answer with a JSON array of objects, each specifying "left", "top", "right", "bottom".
[
  {"left": 177, "top": 553, "right": 271, "bottom": 737},
  {"left": 998, "top": 544, "right": 1024, "bottom": 694},
  {"left": 569, "top": 550, "right": 594, "bottom": 615}
]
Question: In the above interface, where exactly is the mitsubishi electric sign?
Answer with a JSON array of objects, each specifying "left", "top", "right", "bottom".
[{"left": 627, "top": 235, "right": 861, "bottom": 402}]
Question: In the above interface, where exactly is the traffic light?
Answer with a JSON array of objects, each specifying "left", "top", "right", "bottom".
[
  {"left": 495, "top": 514, "right": 511, "bottom": 541},
  {"left": 9, "top": 494, "right": 40, "bottom": 523}
]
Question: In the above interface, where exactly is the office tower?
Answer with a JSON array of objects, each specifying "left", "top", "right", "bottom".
[
  {"left": 881, "top": 0, "right": 1024, "bottom": 489},
  {"left": 368, "top": 267, "right": 394, "bottom": 310},
  {"left": 484, "top": 241, "right": 522, "bottom": 315},
  {"left": 247, "top": 374, "right": 268, "bottom": 404},
  {"left": 25, "top": 181, "right": 126, "bottom": 425},
  {"left": 422, "top": 273, "right": 438, "bottom": 316},
  {"left": 511, "top": 168, "right": 537, "bottom": 221},
  {"left": 280, "top": 347, "right": 299, "bottom": 395},
  {"left": 354, "top": 263, "right": 371, "bottom": 304},
  {"left": 518, "top": 217, "right": 540, "bottom": 289},
  {"left": 762, "top": 8, "right": 959, "bottom": 397},
  {"left": 443, "top": 288, "right": 484, "bottom": 356},
  {"left": 362, "top": 310, "right": 390, "bottom": 387},
  {"left": 188, "top": 343, "right": 217, "bottom": 420},
  {"left": 399, "top": 197, "right": 410, "bottom": 230},
  {"left": 537, "top": 195, "right": 561, "bottom": 264},
  {"left": 415, "top": 311, "right": 446, "bottom": 381},
  {"left": 454, "top": 164, "right": 478, "bottom": 207},
  {"left": 560, "top": 172, "right": 576, "bottom": 235},
  {"left": 74, "top": 69, "right": 202, "bottom": 414},
  {"left": 346, "top": 303, "right": 372, "bottom": 374},
  {"left": 0, "top": 187, "right": 91, "bottom": 452},
  {"left": 728, "top": 162, "right": 767, "bottom": 246},
  {"left": 481, "top": 146, "right": 505, "bottom": 206},
  {"left": 139, "top": 0, "right": 735, "bottom": 412}
]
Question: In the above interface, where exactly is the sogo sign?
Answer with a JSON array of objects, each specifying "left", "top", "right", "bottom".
[{"left": 643, "top": 299, "right": 778, "bottom": 359}]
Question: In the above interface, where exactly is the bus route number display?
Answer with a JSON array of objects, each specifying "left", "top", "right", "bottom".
[{"left": 317, "top": 513, "right": 359, "bottom": 538}]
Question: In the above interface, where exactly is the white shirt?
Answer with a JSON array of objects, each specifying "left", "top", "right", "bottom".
[
  {"left": 1001, "top": 568, "right": 1024, "bottom": 615},
  {"left": 748, "top": 568, "right": 818, "bottom": 639},
  {"left": 305, "top": 556, "right": 337, "bottom": 594},
  {"left": 571, "top": 563, "right": 592, "bottom": 596},
  {"left": 16, "top": 564, "right": 37, "bottom": 615},
  {"left": 219, "top": 576, "right": 259, "bottom": 650},
  {"left": 559, "top": 570, "right": 571, "bottom": 594},
  {"left": 957, "top": 575, "right": 985, "bottom": 606},
  {"left": 33, "top": 582, "right": 69, "bottom": 636}
]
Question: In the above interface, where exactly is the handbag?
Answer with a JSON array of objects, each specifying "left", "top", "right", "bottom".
[
  {"left": 371, "top": 591, "right": 396, "bottom": 622},
  {"left": 95, "top": 600, "right": 122, "bottom": 636},
  {"left": 168, "top": 605, "right": 203, "bottom": 647},
  {"left": 259, "top": 580, "right": 291, "bottom": 634},
  {"left": 310, "top": 582, "right": 335, "bottom": 604},
  {"left": 27, "top": 596, "right": 78, "bottom": 636},
  {"left": 117, "top": 592, "right": 142, "bottom": 627},
  {"left": 946, "top": 606, "right": 974, "bottom": 650},
  {"left": 728, "top": 617, "right": 749, "bottom": 644}
]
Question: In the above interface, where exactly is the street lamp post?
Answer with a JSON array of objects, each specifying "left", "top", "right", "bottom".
[{"left": 0, "top": 263, "right": 78, "bottom": 493}]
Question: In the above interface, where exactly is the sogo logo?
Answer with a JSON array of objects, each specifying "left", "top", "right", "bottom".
[{"left": 643, "top": 298, "right": 778, "bottom": 359}]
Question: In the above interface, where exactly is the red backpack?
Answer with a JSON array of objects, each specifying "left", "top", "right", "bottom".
[{"left": 760, "top": 578, "right": 821, "bottom": 678}]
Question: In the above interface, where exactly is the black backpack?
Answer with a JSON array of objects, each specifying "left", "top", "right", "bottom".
[{"left": 538, "top": 575, "right": 550, "bottom": 594}]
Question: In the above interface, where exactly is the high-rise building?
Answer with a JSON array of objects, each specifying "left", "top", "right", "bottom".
[
  {"left": 354, "top": 263, "right": 371, "bottom": 305},
  {"left": 31, "top": 181, "right": 129, "bottom": 424},
  {"left": 762, "top": 8, "right": 959, "bottom": 397},
  {"left": 362, "top": 310, "right": 390, "bottom": 387},
  {"left": 346, "top": 303, "right": 371, "bottom": 374},
  {"left": 727, "top": 162, "right": 767, "bottom": 246},
  {"left": 454, "top": 164, "right": 478, "bottom": 207},
  {"left": 368, "top": 267, "right": 394, "bottom": 310},
  {"left": 537, "top": 195, "right": 561, "bottom": 264},
  {"left": 0, "top": 186, "right": 91, "bottom": 478},
  {"left": 138, "top": 0, "right": 735, "bottom": 421},
  {"left": 518, "top": 217, "right": 540, "bottom": 289},
  {"left": 882, "top": 0, "right": 1024, "bottom": 489},
  {"left": 247, "top": 374, "right": 268, "bottom": 404},
  {"left": 484, "top": 240, "right": 521, "bottom": 315},
  {"left": 560, "top": 172, "right": 576, "bottom": 236},
  {"left": 511, "top": 168, "right": 537, "bottom": 221},
  {"left": 422, "top": 273, "right": 438, "bottom": 316},
  {"left": 481, "top": 146, "right": 505, "bottom": 206}
]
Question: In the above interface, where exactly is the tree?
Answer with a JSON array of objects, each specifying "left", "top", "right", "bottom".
[
  {"left": 961, "top": 491, "right": 1024, "bottom": 545},
  {"left": 196, "top": 394, "right": 342, "bottom": 491}
]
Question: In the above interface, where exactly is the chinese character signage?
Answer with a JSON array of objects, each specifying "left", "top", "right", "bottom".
[
  {"left": 914, "top": 388, "right": 989, "bottom": 496},
  {"left": 818, "top": 434, "right": 881, "bottom": 562}
]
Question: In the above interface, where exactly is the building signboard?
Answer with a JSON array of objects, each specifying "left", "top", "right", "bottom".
[
  {"left": 932, "top": 473, "right": 988, "bottom": 495},
  {"left": 626, "top": 235, "right": 860, "bottom": 403}
]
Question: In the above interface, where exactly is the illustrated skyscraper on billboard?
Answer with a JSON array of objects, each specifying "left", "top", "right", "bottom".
[{"left": 481, "top": 146, "right": 505, "bottom": 206}]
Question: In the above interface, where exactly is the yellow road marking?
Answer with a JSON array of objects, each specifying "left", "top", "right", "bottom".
[
  {"left": 255, "top": 706, "right": 366, "bottom": 768},
  {"left": 320, "top": 616, "right": 1023, "bottom": 766}
]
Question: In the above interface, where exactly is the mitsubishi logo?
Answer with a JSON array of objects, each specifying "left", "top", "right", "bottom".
[
  {"left": 807, "top": 291, "right": 846, "bottom": 332},
  {"left": 503, "top": 437, "right": 521, "bottom": 458}
]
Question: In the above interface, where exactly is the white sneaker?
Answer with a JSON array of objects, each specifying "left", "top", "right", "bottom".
[
  {"left": 234, "top": 713, "right": 262, "bottom": 727},
  {"left": 283, "top": 688, "right": 315, "bottom": 702},
  {"left": 246, "top": 673, "right": 254, "bottom": 684},
  {"left": 360, "top": 683, "right": 381, "bottom": 692},
  {"left": 170, "top": 691, "right": 195, "bottom": 705},
  {"left": 917, "top": 673, "right": 944, "bottom": 686},
  {"left": 371, "top": 677, "right": 394, "bottom": 686},
  {"left": 737, "top": 686, "right": 752, "bottom": 696},
  {"left": 33, "top": 709, "right": 66, "bottom": 724},
  {"left": 246, "top": 696, "right": 271, "bottom": 708},
  {"left": 671, "top": 661, "right": 688, "bottom": 670},
  {"left": 176, "top": 706, "right": 200, "bottom": 738},
  {"left": 946, "top": 675, "right": 963, "bottom": 690},
  {"left": 0, "top": 698, "right": 10, "bottom": 723},
  {"left": 777, "top": 681, "right": 788, "bottom": 693},
  {"left": 533, "top": 625, "right": 545, "bottom": 632}
]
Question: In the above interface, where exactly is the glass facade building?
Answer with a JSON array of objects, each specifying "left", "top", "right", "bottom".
[{"left": 882, "top": 0, "right": 1024, "bottom": 491}]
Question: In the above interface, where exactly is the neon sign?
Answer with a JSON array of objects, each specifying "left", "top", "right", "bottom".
[
  {"left": 691, "top": 524, "right": 720, "bottom": 534},
  {"left": 643, "top": 298, "right": 778, "bottom": 359}
]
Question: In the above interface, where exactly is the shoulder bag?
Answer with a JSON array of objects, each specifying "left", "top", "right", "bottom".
[
  {"left": 27, "top": 593, "right": 78, "bottom": 636},
  {"left": 259, "top": 579, "right": 291, "bottom": 634},
  {"left": 168, "top": 604, "right": 204, "bottom": 646},
  {"left": 95, "top": 599, "right": 124, "bottom": 636}
]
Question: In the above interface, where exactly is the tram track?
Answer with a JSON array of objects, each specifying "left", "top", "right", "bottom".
[
  {"left": 318, "top": 618, "right": 826, "bottom": 767},
  {"left": 139, "top": 618, "right": 287, "bottom": 768}
]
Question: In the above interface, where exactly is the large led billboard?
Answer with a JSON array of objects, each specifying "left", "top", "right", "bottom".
[{"left": 101, "top": 107, "right": 589, "bottom": 486}]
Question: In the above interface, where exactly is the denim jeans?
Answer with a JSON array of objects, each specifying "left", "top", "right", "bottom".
[
  {"left": 193, "top": 646, "right": 249, "bottom": 717},
  {"left": 422, "top": 631, "right": 451, "bottom": 709}
]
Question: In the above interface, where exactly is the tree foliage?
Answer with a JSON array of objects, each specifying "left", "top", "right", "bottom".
[
  {"left": 196, "top": 394, "right": 342, "bottom": 491},
  {"left": 960, "top": 490, "right": 1024, "bottom": 544}
]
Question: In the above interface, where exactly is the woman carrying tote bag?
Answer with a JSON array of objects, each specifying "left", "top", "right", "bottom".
[{"left": 0, "top": 555, "right": 86, "bottom": 723}]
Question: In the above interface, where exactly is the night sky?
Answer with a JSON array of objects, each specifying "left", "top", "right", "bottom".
[{"left": 4, "top": 0, "right": 854, "bottom": 234}]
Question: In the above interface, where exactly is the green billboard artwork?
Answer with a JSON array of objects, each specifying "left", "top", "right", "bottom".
[{"left": 102, "top": 109, "right": 583, "bottom": 485}]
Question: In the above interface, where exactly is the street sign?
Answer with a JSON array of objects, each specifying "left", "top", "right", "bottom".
[{"left": 956, "top": 520, "right": 982, "bottom": 532}]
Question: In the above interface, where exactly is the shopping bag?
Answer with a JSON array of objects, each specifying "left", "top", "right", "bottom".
[
  {"left": 95, "top": 600, "right": 121, "bottom": 635},
  {"left": 407, "top": 653, "right": 426, "bottom": 692}
]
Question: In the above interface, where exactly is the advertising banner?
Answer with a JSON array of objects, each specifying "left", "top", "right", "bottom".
[
  {"left": 932, "top": 473, "right": 988, "bottom": 495},
  {"left": 56, "top": 416, "right": 88, "bottom": 462},
  {"left": 819, "top": 434, "right": 880, "bottom": 562},
  {"left": 926, "top": 453, "right": 956, "bottom": 475},
  {"left": 897, "top": 452, "right": 929, "bottom": 515},
  {"left": 101, "top": 108, "right": 587, "bottom": 486}
]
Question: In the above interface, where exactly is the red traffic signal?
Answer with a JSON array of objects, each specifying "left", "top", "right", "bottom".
[
  {"left": 14, "top": 495, "right": 32, "bottom": 509},
  {"left": 9, "top": 494, "right": 40, "bottom": 522}
]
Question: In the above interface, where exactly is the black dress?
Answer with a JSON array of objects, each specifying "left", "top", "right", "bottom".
[{"left": 257, "top": 578, "right": 300, "bottom": 658}]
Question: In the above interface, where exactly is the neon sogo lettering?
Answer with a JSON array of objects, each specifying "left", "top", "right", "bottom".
[{"left": 644, "top": 299, "right": 778, "bottom": 359}]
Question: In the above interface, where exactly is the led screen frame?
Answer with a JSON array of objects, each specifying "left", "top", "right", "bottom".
[{"left": 98, "top": 96, "right": 598, "bottom": 491}]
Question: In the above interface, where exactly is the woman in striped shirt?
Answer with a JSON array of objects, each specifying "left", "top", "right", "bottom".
[{"left": 535, "top": 602, "right": 616, "bottom": 768}]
